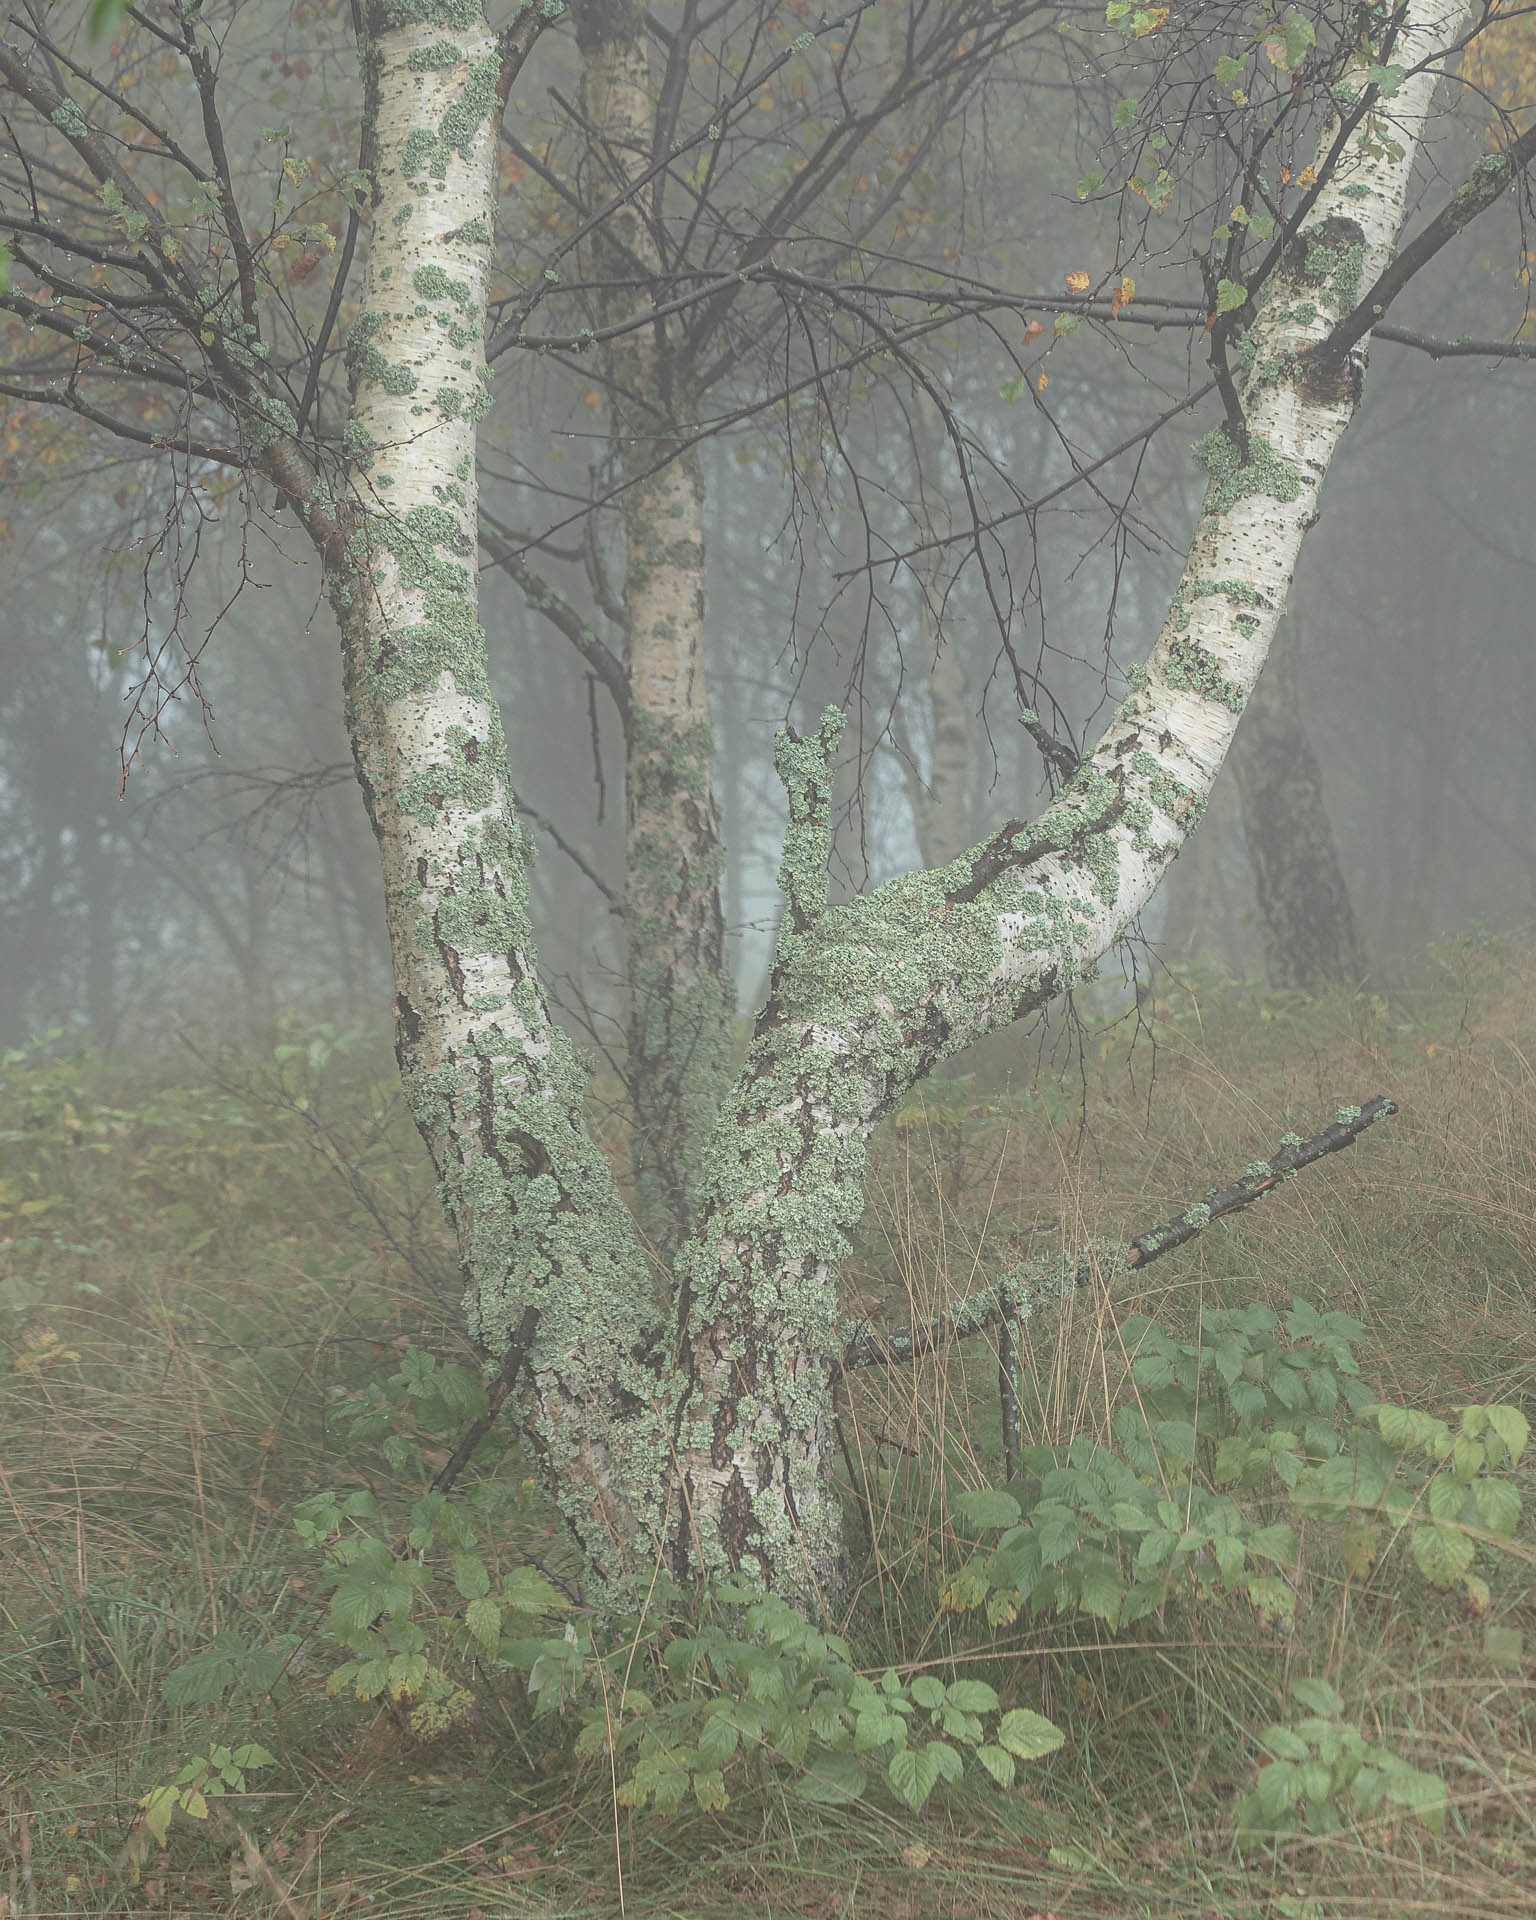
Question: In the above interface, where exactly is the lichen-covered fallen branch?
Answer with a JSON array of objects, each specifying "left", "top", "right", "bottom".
[{"left": 836, "top": 1096, "right": 1397, "bottom": 1376}]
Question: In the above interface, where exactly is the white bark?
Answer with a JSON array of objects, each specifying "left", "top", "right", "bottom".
[
  {"left": 331, "top": 2, "right": 669, "bottom": 1589},
  {"left": 670, "top": 0, "right": 1472, "bottom": 1596}
]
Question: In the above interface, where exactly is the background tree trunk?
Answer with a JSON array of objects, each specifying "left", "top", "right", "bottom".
[
  {"left": 576, "top": 0, "right": 732, "bottom": 1259},
  {"left": 1232, "top": 620, "right": 1367, "bottom": 990}
]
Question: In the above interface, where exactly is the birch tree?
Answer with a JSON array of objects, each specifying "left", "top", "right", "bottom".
[{"left": 1, "top": 0, "right": 1528, "bottom": 1604}]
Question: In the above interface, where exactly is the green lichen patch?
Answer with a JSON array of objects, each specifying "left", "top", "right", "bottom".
[
  {"left": 1191, "top": 426, "right": 1302, "bottom": 517},
  {"left": 1287, "top": 214, "right": 1367, "bottom": 315},
  {"left": 1162, "top": 638, "right": 1246, "bottom": 713},
  {"left": 400, "top": 54, "right": 501, "bottom": 183}
]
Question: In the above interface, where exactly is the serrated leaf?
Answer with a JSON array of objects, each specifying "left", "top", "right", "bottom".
[
  {"left": 888, "top": 1744, "right": 941, "bottom": 1811},
  {"left": 955, "top": 1486, "right": 1022, "bottom": 1531},
  {"left": 1289, "top": 1676, "right": 1341, "bottom": 1716},
  {"left": 1486, "top": 1404, "right": 1529, "bottom": 1464},
  {"left": 1410, "top": 1523, "right": 1475, "bottom": 1589},
  {"left": 1215, "top": 53, "right": 1243, "bottom": 87},
  {"left": 910, "top": 1674, "right": 946, "bottom": 1709},
  {"left": 997, "top": 1708, "right": 1064, "bottom": 1759},
  {"left": 465, "top": 1595, "right": 502, "bottom": 1653},
  {"left": 693, "top": 1769, "right": 729, "bottom": 1811},
  {"left": 448, "top": 1553, "right": 488, "bottom": 1600},
  {"left": 946, "top": 1680, "right": 1000, "bottom": 1713},
  {"left": 1076, "top": 172, "right": 1102, "bottom": 198},
  {"left": 1215, "top": 279, "right": 1247, "bottom": 315},
  {"left": 696, "top": 1712, "right": 739, "bottom": 1768},
  {"left": 1053, "top": 312, "right": 1080, "bottom": 338},
  {"left": 1428, "top": 1472, "right": 1470, "bottom": 1522},
  {"left": 975, "top": 1742, "right": 1015, "bottom": 1788}
]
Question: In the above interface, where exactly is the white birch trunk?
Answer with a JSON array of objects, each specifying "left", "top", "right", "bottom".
[
  {"left": 668, "top": 0, "right": 1471, "bottom": 1596},
  {"left": 327, "top": 1, "right": 672, "bottom": 1589}
]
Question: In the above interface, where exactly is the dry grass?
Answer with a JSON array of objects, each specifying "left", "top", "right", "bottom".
[{"left": 3, "top": 936, "right": 1535, "bottom": 1917}]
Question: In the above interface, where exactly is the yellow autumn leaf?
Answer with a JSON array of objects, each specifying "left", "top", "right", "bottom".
[{"left": 1064, "top": 269, "right": 1091, "bottom": 293}]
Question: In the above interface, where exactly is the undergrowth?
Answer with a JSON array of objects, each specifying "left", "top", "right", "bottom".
[{"left": 2, "top": 932, "right": 1534, "bottom": 1917}]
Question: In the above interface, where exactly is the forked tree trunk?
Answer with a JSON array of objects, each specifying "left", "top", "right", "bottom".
[
  {"left": 290, "top": 0, "right": 1467, "bottom": 1604},
  {"left": 1232, "top": 620, "right": 1367, "bottom": 990}
]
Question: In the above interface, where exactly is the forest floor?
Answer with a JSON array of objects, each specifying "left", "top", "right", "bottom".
[{"left": 2, "top": 930, "right": 1534, "bottom": 1919}]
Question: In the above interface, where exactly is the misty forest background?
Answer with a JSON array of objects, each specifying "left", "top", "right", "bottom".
[{"left": 2, "top": 1, "right": 1535, "bottom": 1917}]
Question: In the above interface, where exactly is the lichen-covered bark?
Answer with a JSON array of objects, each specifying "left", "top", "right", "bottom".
[
  {"left": 575, "top": 0, "right": 731, "bottom": 1258},
  {"left": 321, "top": 0, "right": 674, "bottom": 1587},
  {"left": 663, "top": 0, "right": 1470, "bottom": 1598},
  {"left": 1232, "top": 623, "right": 1366, "bottom": 990}
]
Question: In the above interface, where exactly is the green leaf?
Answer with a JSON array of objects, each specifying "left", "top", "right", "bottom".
[
  {"left": 929, "top": 1739, "right": 963, "bottom": 1784},
  {"left": 946, "top": 1680, "right": 1000, "bottom": 1713},
  {"left": 1215, "top": 279, "right": 1247, "bottom": 316},
  {"left": 1053, "top": 312, "right": 1080, "bottom": 339},
  {"left": 997, "top": 1708, "right": 1064, "bottom": 1759},
  {"left": 1076, "top": 173, "right": 1103, "bottom": 198},
  {"left": 88, "top": 0, "right": 132, "bottom": 39},
  {"left": 1486, "top": 1404, "right": 1529, "bottom": 1464},
  {"left": 500, "top": 1565, "right": 565, "bottom": 1616},
  {"left": 795, "top": 1751, "right": 866, "bottom": 1803},
  {"left": 1428, "top": 1472, "right": 1470, "bottom": 1522},
  {"left": 1215, "top": 54, "right": 1243, "bottom": 88},
  {"left": 452, "top": 1553, "right": 491, "bottom": 1600},
  {"left": 696, "top": 1712, "right": 739, "bottom": 1768},
  {"left": 1076, "top": 1557, "right": 1124, "bottom": 1624},
  {"left": 352, "top": 1656, "right": 390, "bottom": 1699},
  {"left": 1281, "top": 11, "right": 1316, "bottom": 69},
  {"left": 1364, "top": 62, "right": 1405, "bottom": 97},
  {"left": 975, "top": 1742, "right": 1016, "bottom": 1788},
  {"left": 161, "top": 1631, "right": 254, "bottom": 1707},
  {"left": 1289, "top": 1676, "right": 1341, "bottom": 1716},
  {"left": 1113, "top": 96, "right": 1139, "bottom": 129},
  {"left": 1411, "top": 1523, "right": 1476, "bottom": 1589},
  {"left": 910, "top": 1674, "right": 946, "bottom": 1710},
  {"left": 692, "top": 1769, "right": 729, "bottom": 1812},
  {"left": 888, "top": 1744, "right": 941, "bottom": 1812},
  {"left": 1154, "top": 1418, "right": 1197, "bottom": 1462},
  {"left": 465, "top": 1595, "right": 502, "bottom": 1653},
  {"left": 955, "top": 1488, "right": 1021, "bottom": 1530},
  {"left": 141, "top": 1786, "right": 180, "bottom": 1846},
  {"left": 853, "top": 1708, "right": 906, "bottom": 1752}
]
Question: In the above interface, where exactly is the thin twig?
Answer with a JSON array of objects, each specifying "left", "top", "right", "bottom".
[{"left": 837, "top": 1097, "right": 1398, "bottom": 1377}]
